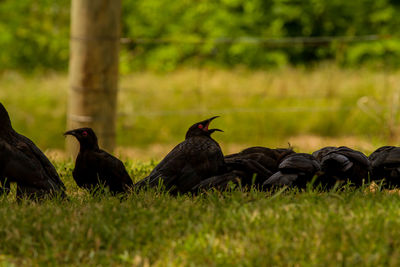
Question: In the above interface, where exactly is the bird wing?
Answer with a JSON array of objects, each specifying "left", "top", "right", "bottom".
[
  {"left": 192, "top": 170, "right": 243, "bottom": 191},
  {"left": 279, "top": 154, "right": 320, "bottom": 174},
  {"left": 368, "top": 146, "right": 396, "bottom": 181},
  {"left": 335, "top": 147, "right": 370, "bottom": 168},
  {"left": 321, "top": 153, "right": 353, "bottom": 173},
  {"left": 186, "top": 137, "right": 226, "bottom": 177},
  {"left": 379, "top": 148, "right": 400, "bottom": 166},
  {"left": 224, "top": 157, "right": 273, "bottom": 185},
  {"left": 312, "top": 147, "right": 337, "bottom": 161},
  {"left": 167, "top": 139, "right": 225, "bottom": 193},
  {"left": 140, "top": 137, "right": 225, "bottom": 193},
  {"left": 239, "top": 146, "right": 275, "bottom": 156},
  {"left": 95, "top": 150, "right": 133, "bottom": 191},
  {"left": 226, "top": 152, "right": 277, "bottom": 171},
  {"left": 15, "top": 133, "right": 65, "bottom": 190},
  {"left": 229, "top": 146, "right": 293, "bottom": 163},
  {"left": 1, "top": 141, "right": 60, "bottom": 191},
  {"left": 369, "top": 146, "right": 395, "bottom": 165},
  {"left": 142, "top": 141, "right": 188, "bottom": 186},
  {"left": 263, "top": 171, "right": 298, "bottom": 186}
]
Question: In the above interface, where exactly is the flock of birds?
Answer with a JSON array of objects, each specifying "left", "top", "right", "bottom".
[{"left": 1, "top": 102, "right": 400, "bottom": 200}]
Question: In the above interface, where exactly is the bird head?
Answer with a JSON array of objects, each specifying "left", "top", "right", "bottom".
[
  {"left": 0, "top": 103, "right": 12, "bottom": 131},
  {"left": 185, "top": 116, "right": 223, "bottom": 139},
  {"left": 64, "top": 127, "right": 99, "bottom": 150}
]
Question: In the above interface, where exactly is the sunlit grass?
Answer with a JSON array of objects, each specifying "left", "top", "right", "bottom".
[
  {"left": 0, "top": 162, "right": 399, "bottom": 265},
  {"left": 0, "top": 66, "right": 400, "bottom": 266},
  {"left": 1, "top": 66, "right": 400, "bottom": 265},
  {"left": 1, "top": 65, "right": 400, "bottom": 159}
]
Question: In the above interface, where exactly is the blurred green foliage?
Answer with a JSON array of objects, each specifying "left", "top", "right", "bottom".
[
  {"left": 1, "top": 67, "right": 398, "bottom": 152},
  {"left": 1, "top": 0, "right": 400, "bottom": 71},
  {"left": 0, "top": 0, "right": 70, "bottom": 71}
]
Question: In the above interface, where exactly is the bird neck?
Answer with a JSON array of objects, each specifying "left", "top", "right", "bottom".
[
  {"left": 0, "top": 117, "right": 13, "bottom": 135},
  {"left": 0, "top": 104, "right": 12, "bottom": 130},
  {"left": 0, "top": 126, "right": 15, "bottom": 140},
  {"left": 185, "top": 132, "right": 211, "bottom": 139},
  {"left": 79, "top": 142, "right": 100, "bottom": 152}
]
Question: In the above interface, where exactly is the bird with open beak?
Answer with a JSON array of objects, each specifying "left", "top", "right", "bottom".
[{"left": 135, "top": 116, "right": 226, "bottom": 194}]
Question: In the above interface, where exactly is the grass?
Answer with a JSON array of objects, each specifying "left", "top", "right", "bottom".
[
  {"left": 0, "top": 161, "right": 399, "bottom": 265},
  {"left": 2, "top": 66, "right": 400, "bottom": 265},
  {"left": 1, "top": 65, "right": 400, "bottom": 159}
]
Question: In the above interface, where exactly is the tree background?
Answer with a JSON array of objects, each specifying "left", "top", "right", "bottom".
[{"left": 1, "top": 0, "right": 400, "bottom": 72}]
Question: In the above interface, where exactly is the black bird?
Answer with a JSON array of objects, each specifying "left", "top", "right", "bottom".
[
  {"left": 263, "top": 153, "right": 321, "bottom": 189},
  {"left": 0, "top": 103, "right": 66, "bottom": 199},
  {"left": 369, "top": 146, "right": 400, "bottom": 188},
  {"left": 193, "top": 157, "right": 274, "bottom": 191},
  {"left": 225, "top": 146, "right": 295, "bottom": 180},
  {"left": 64, "top": 128, "right": 133, "bottom": 194},
  {"left": 312, "top": 146, "right": 371, "bottom": 187},
  {"left": 192, "top": 170, "right": 246, "bottom": 191},
  {"left": 195, "top": 146, "right": 295, "bottom": 191},
  {"left": 135, "top": 116, "right": 226, "bottom": 194}
]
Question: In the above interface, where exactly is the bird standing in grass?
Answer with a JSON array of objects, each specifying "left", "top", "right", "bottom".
[
  {"left": 0, "top": 103, "right": 66, "bottom": 199},
  {"left": 135, "top": 116, "right": 226, "bottom": 194},
  {"left": 64, "top": 127, "right": 133, "bottom": 194}
]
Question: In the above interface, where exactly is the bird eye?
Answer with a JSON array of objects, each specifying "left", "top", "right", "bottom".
[
  {"left": 82, "top": 131, "right": 88, "bottom": 136},
  {"left": 198, "top": 124, "right": 203, "bottom": 129}
]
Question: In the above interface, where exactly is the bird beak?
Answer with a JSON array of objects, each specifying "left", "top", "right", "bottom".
[
  {"left": 204, "top": 116, "right": 219, "bottom": 130},
  {"left": 207, "top": 116, "right": 220, "bottom": 121},
  {"left": 63, "top": 130, "right": 76, "bottom": 137},
  {"left": 204, "top": 116, "right": 223, "bottom": 133},
  {"left": 208, "top": 128, "right": 224, "bottom": 134}
]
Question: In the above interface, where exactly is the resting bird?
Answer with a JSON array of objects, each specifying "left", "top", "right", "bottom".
[
  {"left": 195, "top": 146, "right": 294, "bottom": 191},
  {"left": 193, "top": 158, "right": 273, "bottom": 191},
  {"left": 135, "top": 116, "right": 226, "bottom": 194},
  {"left": 312, "top": 146, "right": 371, "bottom": 187},
  {"left": 192, "top": 170, "right": 246, "bottom": 191},
  {"left": 369, "top": 146, "right": 400, "bottom": 188},
  {"left": 263, "top": 153, "right": 321, "bottom": 189},
  {"left": 0, "top": 103, "right": 66, "bottom": 199},
  {"left": 64, "top": 128, "right": 133, "bottom": 194},
  {"left": 225, "top": 146, "right": 295, "bottom": 181}
]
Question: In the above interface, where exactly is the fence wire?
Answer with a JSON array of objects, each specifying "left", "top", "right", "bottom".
[
  {"left": 119, "top": 106, "right": 355, "bottom": 118},
  {"left": 117, "top": 34, "right": 395, "bottom": 119},
  {"left": 120, "top": 34, "right": 392, "bottom": 46}
]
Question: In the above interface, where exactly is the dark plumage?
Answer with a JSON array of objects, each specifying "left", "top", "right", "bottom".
[
  {"left": 225, "top": 146, "right": 295, "bottom": 177},
  {"left": 0, "top": 103, "right": 66, "bottom": 199},
  {"left": 192, "top": 170, "right": 244, "bottom": 191},
  {"left": 64, "top": 128, "right": 133, "bottom": 194},
  {"left": 263, "top": 153, "right": 321, "bottom": 189},
  {"left": 135, "top": 116, "right": 226, "bottom": 194},
  {"left": 193, "top": 157, "right": 273, "bottom": 191},
  {"left": 196, "top": 146, "right": 295, "bottom": 191},
  {"left": 312, "top": 146, "right": 371, "bottom": 187},
  {"left": 369, "top": 146, "right": 400, "bottom": 188},
  {"left": 225, "top": 157, "right": 274, "bottom": 185}
]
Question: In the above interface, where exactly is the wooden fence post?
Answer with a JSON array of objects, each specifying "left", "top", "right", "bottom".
[{"left": 66, "top": 0, "right": 121, "bottom": 156}]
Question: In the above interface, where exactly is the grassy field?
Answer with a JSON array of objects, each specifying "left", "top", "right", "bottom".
[
  {"left": 0, "top": 162, "right": 398, "bottom": 265},
  {"left": 1, "top": 65, "right": 400, "bottom": 159},
  {"left": 2, "top": 66, "right": 400, "bottom": 265}
]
